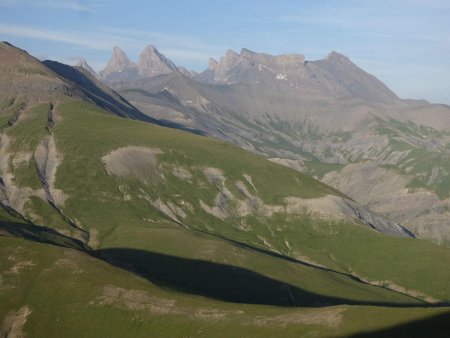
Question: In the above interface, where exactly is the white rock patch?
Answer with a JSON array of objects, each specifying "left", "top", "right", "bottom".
[{"left": 172, "top": 167, "right": 192, "bottom": 181}]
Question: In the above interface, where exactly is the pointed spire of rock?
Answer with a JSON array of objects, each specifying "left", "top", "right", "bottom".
[
  {"left": 110, "top": 46, "right": 134, "bottom": 70},
  {"left": 98, "top": 46, "right": 137, "bottom": 81},
  {"left": 138, "top": 45, "right": 177, "bottom": 77},
  {"left": 97, "top": 44, "right": 180, "bottom": 83},
  {"left": 208, "top": 57, "right": 219, "bottom": 70}
]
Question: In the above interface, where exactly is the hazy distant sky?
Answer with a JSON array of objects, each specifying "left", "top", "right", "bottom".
[{"left": 0, "top": 0, "right": 449, "bottom": 104}]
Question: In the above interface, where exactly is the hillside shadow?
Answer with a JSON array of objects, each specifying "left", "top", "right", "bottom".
[
  {"left": 94, "top": 247, "right": 433, "bottom": 308},
  {"left": 347, "top": 311, "right": 450, "bottom": 338},
  {"left": 0, "top": 220, "right": 87, "bottom": 250}
]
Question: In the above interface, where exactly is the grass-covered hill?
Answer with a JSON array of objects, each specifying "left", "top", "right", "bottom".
[
  {"left": 117, "top": 56, "right": 450, "bottom": 246},
  {"left": 1, "top": 41, "right": 450, "bottom": 337},
  {"left": 3, "top": 234, "right": 450, "bottom": 338}
]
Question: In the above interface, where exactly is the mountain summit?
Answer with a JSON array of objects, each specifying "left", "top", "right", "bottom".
[
  {"left": 138, "top": 44, "right": 177, "bottom": 77},
  {"left": 97, "top": 45, "right": 195, "bottom": 84},
  {"left": 197, "top": 48, "right": 397, "bottom": 103},
  {"left": 98, "top": 46, "right": 138, "bottom": 83},
  {"left": 197, "top": 48, "right": 306, "bottom": 84}
]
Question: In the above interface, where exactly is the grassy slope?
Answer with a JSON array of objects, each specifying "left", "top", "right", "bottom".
[
  {"left": 2, "top": 100, "right": 422, "bottom": 307},
  {"left": 45, "top": 100, "right": 450, "bottom": 303},
  {"left": 1, "top": 235, "right": 450, "bottom": 338},
  {"left": 2, "top": 99, "right": 450, "bottom": 336},
  {"left": 4, "top": 103, "right": 80, "bottom": 237},
  {"left": 97, "top": 225, "right": 421, "bottom": 307}
]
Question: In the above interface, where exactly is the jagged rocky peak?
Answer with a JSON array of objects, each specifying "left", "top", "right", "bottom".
[
  {"left": 98, "top": 44, "right": 183, "bottom": 83},
  {"left": 74, "top": 58, "right": 95, "bottom": 76},
  {"left": 195, "top": 48, "right": 309, "bottom": 84},
  {"left": 210, "top": 49, "right": 249, "bottom": 77},
  {"left": 98, "top": 46, "right": 137, "bottom": 82},
  {"left": 109, "top": 46, "right": 135, "bottom": 71},
  {"left": 208, "top": 57, "right": 219, "bottom": 70},
  {"left": 138, "top": 44, "right": 177, "bottom": 77},
  {"left": 220, "top": 49, "right": 240, "bottom": 68}
]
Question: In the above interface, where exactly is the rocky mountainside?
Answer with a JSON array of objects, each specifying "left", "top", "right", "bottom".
[
  {"left": 116, "top": 48, "right": 450, "bottom": 246},
  {"left": 196, "top": 48, "right": 398, "bottom": 103},
  {"left": 98, "top": 45, "right": 195, "bottom": 84},
  {"left": 138, "top": 45, "right": 177, "bottom": 77},
  {"left": 97, "top": 46, "right": 139, "bottom": 83}
]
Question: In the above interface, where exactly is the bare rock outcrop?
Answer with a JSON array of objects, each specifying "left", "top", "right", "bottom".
[
  {"left": 98, "top": 47, "right": 138, "bottom": 83},
  {"left": 138, "top": 45, "right": 177, "bottom": 78}
]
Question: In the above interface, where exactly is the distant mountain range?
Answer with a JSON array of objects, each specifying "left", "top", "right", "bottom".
[
  {"left": 198, "top": 48, "right": 398, "bottom": 103},
  {"left": 91, "top": 45, "right": 197, "bottom": 83}
]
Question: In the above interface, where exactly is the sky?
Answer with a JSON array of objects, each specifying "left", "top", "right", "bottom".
[{"left": 0, "top": 0, "right": 449, "bottom": 104}]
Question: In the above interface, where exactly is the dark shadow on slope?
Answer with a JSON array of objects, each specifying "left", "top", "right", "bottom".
[
  {"left": 42, "top": 60, "right": 207, "bottom": 136},
  {"left": 0, "top": 220, "right": 88, "bottom": 251},
  {"left": 347, "top": 311, "right": 450, "bottom": 338},
  {"left": 182, "top": 228, "right": 429, "bottom": 303},
  {"left": 95, "top": 247, "right": 432, "bottom": 308}
]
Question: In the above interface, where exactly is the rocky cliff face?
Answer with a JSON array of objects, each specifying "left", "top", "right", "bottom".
[
  {"left": 138, "top": 45, "right": 177, "bottom": 78},
  {"left": 98, "top": 47, "right": 138, "bottom": 83},
  {"left": 197, "top": 48, "right": 398, "bottom": 103},
  {"left": 197, "top": 48, "right": 306, "bottom": 87}
]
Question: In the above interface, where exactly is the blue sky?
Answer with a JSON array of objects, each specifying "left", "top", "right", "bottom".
[{"left": 0, "top": 0, "right": 449, "bottom": 104}]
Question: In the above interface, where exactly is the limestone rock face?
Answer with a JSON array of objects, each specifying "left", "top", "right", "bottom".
[
  {"left": 208, "top": 57, "right": 219, "bottom": 70},
  {"left": 98, "top": 47, "right": 138, "bottom": 83},
  {"left": 103, "top": 47, "right": 135, "bottom": 72},
  {"left": 138, "top": 45, "right": 177, "bottom": 77}
]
